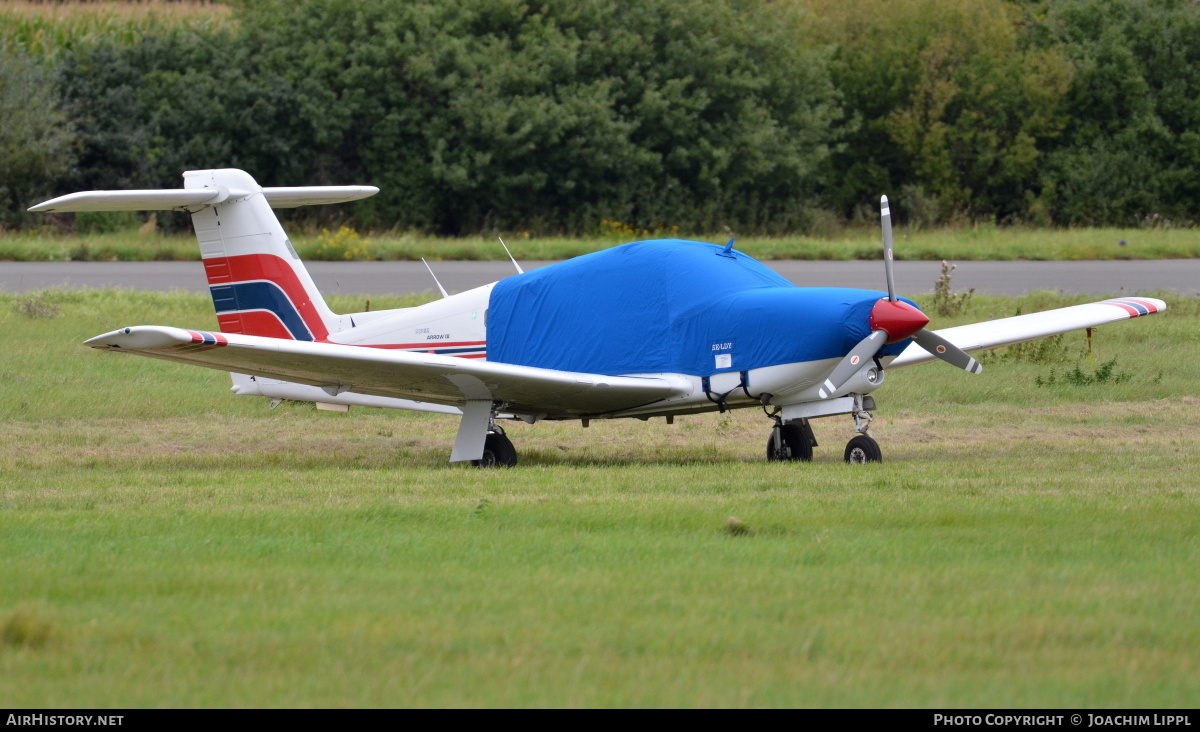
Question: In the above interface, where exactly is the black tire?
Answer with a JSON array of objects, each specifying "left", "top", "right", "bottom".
[
  {"left": 766, "top": 424, "right": 813, "bottom": 462},
  {"left": 472, "top": 431, "right": 518, "bottom": 468},
  {"left": 844, "top": 434, "right": 882, "bottom": 464}
]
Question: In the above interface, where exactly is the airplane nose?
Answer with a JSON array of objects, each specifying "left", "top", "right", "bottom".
[{"left": 869, "top": 298, "right": 930, "bottom": 344}]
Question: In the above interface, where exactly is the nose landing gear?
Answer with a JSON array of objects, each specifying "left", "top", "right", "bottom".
[
  {"left": 844, "top": 433, "right": 882, "bottom": 463},
  {"left": 844, "top": 394, "right": 882, "bottom": 463}
]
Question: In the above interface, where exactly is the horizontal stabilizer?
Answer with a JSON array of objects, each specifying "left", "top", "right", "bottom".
[
  {"left": 30, "top": 185, "right": 378, "bottom": 213},
  {"left": 260, "top": 187, "right": 381, "bottom": 208},
  {"left": 30, "top": 189, "right": 227, "bottom": 212}
]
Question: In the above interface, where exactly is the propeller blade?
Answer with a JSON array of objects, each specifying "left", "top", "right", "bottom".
[
  {"left": 818, "top": 330, "right": 887, "bottom": 399},
  {"left": 911, "top": 329, "right": 983, "bottom": 374},
  {"left": 881, "top": 195, "right": 896, "bottom": 302}
]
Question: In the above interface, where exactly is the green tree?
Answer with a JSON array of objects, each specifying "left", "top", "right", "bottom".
[
  {"left": 58, "top": 29, "right": 310, "bottom": 192},
  {"left": 1029, "top": 0, "right": 1200, "bottom": 225},
  {"left": 810, "top": 0, "right": 1072, "bottom": 224},
  {"left": 0, "top": 44, "right": 77, "bottom": 228},
  {"left": 216, "top": 0, "right": 844, "bottom": 233},
  {"left": 54, "top": 0, "right": 844, "bottom": 234}
]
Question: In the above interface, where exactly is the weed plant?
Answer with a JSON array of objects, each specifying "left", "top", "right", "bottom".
[
  {"left": 932, "top": 260, "right": 975, "bottom": 316},
  {"left": 13, "top": 291, "right": 60, "bottom": 319},
  {"left": 1036, "top": 359, "right": 1132, "bottom": 388}
]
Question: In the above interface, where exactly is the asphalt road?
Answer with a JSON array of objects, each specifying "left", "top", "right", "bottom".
[{"left": 1, "top": 259, "right": 1197, "bottom": 297}]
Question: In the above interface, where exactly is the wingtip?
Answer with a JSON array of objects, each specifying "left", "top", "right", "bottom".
[{"left": 83, "top": 325, "right": 195, "bottom": 350}]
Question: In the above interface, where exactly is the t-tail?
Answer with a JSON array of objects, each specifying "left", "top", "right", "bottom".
[{"left": 30, "top": 168, "right": 377, "bottom": 340}]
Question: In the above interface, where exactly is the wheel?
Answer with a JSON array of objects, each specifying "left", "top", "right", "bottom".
[
  {"left": 766, "top": 424, "right": 813, "bottom": 462},
  {"left": 472, "top": 431, "right": 518, "bottom": 468},
  {"left": 844, "top": 434, "right": 882, "bottom": 464}
]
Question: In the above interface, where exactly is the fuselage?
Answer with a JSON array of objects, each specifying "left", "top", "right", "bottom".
[{"left": 276, "top": 240, "right": 917, "bottom": 420}]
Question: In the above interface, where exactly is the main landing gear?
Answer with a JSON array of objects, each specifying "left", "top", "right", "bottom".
[
  {"left": 471, "top": 425, "right": 518, "bottom": 468},
  {"left": 766, "top": 419, "right": 814, "bottom": 462},
  {"left": 763, "top": 394, "right": 883, "bottom": 463}
]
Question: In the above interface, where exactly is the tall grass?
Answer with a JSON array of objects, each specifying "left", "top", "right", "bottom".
[
  {"left": 0, "top": 1, "right": 231, "bottom": 57},
  {"left": 3, "top": 226, "right": 1199, "bottom": 262}
]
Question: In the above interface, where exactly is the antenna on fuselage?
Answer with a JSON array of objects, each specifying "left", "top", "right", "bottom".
[
  {"left": 421, "top": 258, "right": 450, "bottom": 298},
  {"left": 498, "top": 237, "right": 524, "bottom": 274}
]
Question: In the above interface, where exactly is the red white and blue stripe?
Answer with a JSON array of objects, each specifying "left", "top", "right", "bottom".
[
  {"left": 204, "top": 254, "right": 329, "bottom": 341},
  {"left": 1102, "top": 298, "right": 1162, "bottom": 317},
  {"left": 202, "top": 252, "right": 489, "bottom": 359},
  {"left": 364, "top": 341, "right": 488, "bottom": 359},
  {"left": 159, "top": 330, "right": 229, "bottom": 352}
]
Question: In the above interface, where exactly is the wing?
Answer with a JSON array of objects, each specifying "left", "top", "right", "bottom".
[
  {"left": 84, "top": 326, "right": 689, "bottom": 417},
  {"left": 886, "top": 297, "right": 1166, "bottom": 370}
]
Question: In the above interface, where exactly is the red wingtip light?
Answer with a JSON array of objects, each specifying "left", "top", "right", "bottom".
[{"left": 869, "top": 298, "right": 930, "bottom": 344}]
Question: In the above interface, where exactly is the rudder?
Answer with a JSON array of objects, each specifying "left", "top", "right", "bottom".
[{"left": 187, "top": 169, "right": 335, "bottom": 341}]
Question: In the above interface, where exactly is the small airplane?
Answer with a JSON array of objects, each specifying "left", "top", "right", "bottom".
[{"left": 31, "top": 169, "right": 1166, "bottom": 466}]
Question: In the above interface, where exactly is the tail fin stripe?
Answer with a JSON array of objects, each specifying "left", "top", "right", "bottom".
[
  {"left": 210, "top": 289, "right": 240, "bottom": 313},
  {"left": 210, "top": 282, "right": 314, "bottom": 341},
  {"left": 201, "top": 259, "right": 233, "bottom": 283},
  {"left": 218, "top": 311, "right": 292, "bottom": 340},
  {"left": 202, "top": 254, "right": 330, "bottom": 340}
]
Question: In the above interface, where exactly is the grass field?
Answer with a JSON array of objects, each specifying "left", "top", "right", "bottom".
[
  {"left": 3, "top": 224, "right": 1199, "bottom": 263},
  {"left": 2, "top": 289, "right": 1198, "bottom": 707}
]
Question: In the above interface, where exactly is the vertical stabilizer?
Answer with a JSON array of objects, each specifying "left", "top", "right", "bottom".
[
  {"left": 28, "top": 168, "right": 377, "bottom": 341},
  {"left": 186, "top": 169, "right": 338, "bottom": 341}
]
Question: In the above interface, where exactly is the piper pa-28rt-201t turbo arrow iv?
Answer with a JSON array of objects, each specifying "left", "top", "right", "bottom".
[{"left": 31, "top": 169, "right": 1166, "bottom": 466}]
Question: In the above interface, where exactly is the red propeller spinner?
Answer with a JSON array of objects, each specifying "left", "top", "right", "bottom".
[
  {"left": 869, "top": 298, "right": 929, "bottom": 344},
  {"left": 817, "top": 195, "right": 982, "bottom": 400}
]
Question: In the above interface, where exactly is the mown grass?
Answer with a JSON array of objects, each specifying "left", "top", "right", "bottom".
[
  {"left": 1, "top": 289, "right": 1198, "bottom": 707},
  {"left": 3, "top": 225, "right": 1199, "bottom": 263}
]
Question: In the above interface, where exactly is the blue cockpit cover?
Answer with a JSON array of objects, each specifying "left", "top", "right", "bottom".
[{"left": 486, "top": 239, "right": 912, "bottom": 376}]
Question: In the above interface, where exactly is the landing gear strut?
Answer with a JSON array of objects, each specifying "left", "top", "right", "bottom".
[
  {"left": 844, "top": 393, "right": 882, "bottom": 463},
  {"left": 472, "top": 425, "right": 518, "bottom": 468}
]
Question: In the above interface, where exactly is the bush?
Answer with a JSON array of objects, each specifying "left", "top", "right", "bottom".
[
  {"left": 53, "top": 0, "right": 843, "bottom": 235},
  {"left": 1028, "top": 0, "right": 1200, "bottom": 225},
  {"left": 307, "top": 226, "right": 372, "bottom": 261},
  {"left": 809, "top": 0, "right": 1073, "bottom": 225},
  {"left": 0, "top": 44, "right": 78, "bottom": 228},
  {"left": 31, "top": 0, "right": 1200, "bottom": 233}
]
